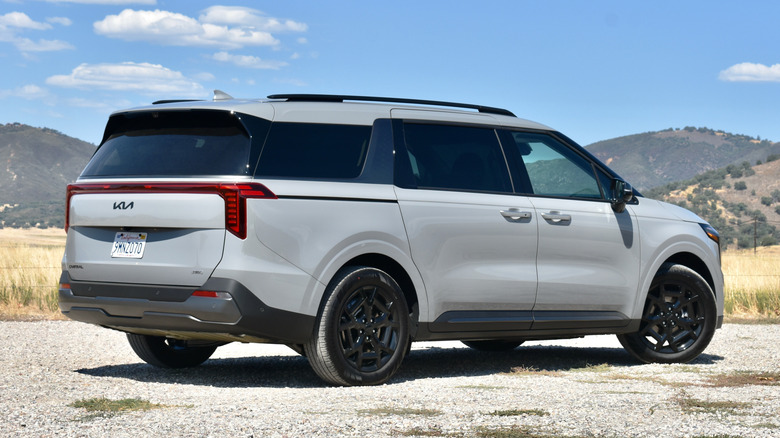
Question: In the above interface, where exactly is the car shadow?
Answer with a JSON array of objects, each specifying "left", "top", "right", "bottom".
[{"left": 76, "top": 344, "right": 724, "bottom": 389}]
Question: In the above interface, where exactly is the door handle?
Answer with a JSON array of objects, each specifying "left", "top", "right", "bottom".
[
  {"left": 500, "top": 209, "right": 532, "bottom": 220},
  {"left": 541, "top": 211, "right": 571, "bottom": 223}
]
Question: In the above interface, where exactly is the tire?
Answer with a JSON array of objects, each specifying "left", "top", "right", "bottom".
[
  {"left": 304, "top": 266, "right": 410, "bottom": 386},
  {"left": 126, "top": 334, "right": 217, "bottom": 368},
  {"left": 618, "top": 263, "right": 717, "bottom": 364},
  {"left": 462, "top": 340, "right": 524, "bottom": 351}
]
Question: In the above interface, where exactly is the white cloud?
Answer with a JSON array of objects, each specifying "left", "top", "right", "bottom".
[
  {"left": 199, "top": 6, "right": 307, "bottom": 32},
  {"left": 0, "top": 11, "right": 73, "bottom": 52},
  {"left": 719, "top": 62, "right": 780, "bottom": 82},
  {"left": 46, "top": 62, "right": 206, "bottom": 97},
  {"left": 0, "top": 12, "right": 51, "bottom": 30},
  {"left": 212, "top": 51, "right": 287, "bottom": 69},
  {"left": 94, "top": 8, "right": 304, "bottom": 50},
  {"left": 15, "top": 37, "right": 73, "bottom": 51},
  {"left": 0, "top": 84, "right": 49, "bottom": 100},
  {"left": 47, "top": 17, "right": 73, "bottom": 26}
]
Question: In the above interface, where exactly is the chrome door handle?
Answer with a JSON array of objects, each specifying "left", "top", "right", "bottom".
[
  {"left": 541, "top": 211, "right": 571, "bottom": 223},
  {"left": 500, "top": 209, "right": 532, "bottom": 220}
]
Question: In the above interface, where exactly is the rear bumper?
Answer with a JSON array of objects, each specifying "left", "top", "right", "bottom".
[{"left": 58, "top": 272, "right": 314, "bottom": 344}]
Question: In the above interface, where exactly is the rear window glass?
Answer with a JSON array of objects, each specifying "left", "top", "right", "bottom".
[
  {"left": 256, "top": 122, "right": 372, "bottom": 179},
  {"left": 82, "top": 111, "right": 254, "bottom": 177},
  {"left": 400, "top": 122, "right": 512, "bottom": 193}
]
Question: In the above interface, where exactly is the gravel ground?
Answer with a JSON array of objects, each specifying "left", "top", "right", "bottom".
[{"left": 1, "top": 321, "right": 779, "bottom": 438}]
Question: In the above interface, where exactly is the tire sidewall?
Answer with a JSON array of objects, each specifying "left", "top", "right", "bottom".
[
  {"left": 314, "top": 266, "right": 410, "bottom": 386},
  {"left": 620, "top": 263, "right": 717, "bottom": 364}
]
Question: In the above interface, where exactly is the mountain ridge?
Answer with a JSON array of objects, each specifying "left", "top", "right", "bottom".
[
  {"left": 1, "top": 123, "right": 95, "bottom": 227},
  {"left": 586, "top": 127, "right": 780, "bottom": 191}
]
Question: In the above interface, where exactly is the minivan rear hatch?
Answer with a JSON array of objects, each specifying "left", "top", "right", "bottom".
[{"left": 64, "top": 109, "right": 271, "bottom": 287}]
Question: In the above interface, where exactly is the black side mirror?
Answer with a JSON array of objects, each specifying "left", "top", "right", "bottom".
[{"left": 611, "top": 179, "right": 634, "bottom": 213}]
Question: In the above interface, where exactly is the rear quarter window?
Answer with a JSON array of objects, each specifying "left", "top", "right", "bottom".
[{"left": 255, "top": 122, "right": 372, "bottom": 179}]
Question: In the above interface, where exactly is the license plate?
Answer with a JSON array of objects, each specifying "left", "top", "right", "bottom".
[{"left": 111, "top": 232, "right": 147, "bottom": 259}]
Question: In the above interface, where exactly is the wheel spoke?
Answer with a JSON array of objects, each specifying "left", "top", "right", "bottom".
[{"left": 337, "top": 284, "right": 403, "bottom": 372}]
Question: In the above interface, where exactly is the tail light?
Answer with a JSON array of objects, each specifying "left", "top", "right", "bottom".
[{"left": 65, "top": 182, "right": 276, "bottom": 239}]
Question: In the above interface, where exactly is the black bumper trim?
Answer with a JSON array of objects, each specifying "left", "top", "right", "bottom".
[{"left": 59, "top": 272, "right": 315, "bottom": 344}]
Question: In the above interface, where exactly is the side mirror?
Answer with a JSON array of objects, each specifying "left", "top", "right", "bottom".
[{"left": 611, "top": 179, "right": 634, "bottom": 213}]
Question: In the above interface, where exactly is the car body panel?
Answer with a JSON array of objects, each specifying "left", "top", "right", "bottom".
[{"left": 395, "top": 188, "right": 538, "bottom": 322}]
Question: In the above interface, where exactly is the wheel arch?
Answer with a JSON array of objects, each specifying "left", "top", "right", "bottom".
[
  {"left": 663, "top": 251, "right": 716, "bottom": 296},
  {"left": 339, "top": 253, "right": 422, "bottom": 337},
  {"left": 632, "top": 239, "right": 724, "bottom": 322}
]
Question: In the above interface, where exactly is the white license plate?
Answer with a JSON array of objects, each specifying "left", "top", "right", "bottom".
[{"left": 111, "top": 232, "right": 147, "bottom": 259}]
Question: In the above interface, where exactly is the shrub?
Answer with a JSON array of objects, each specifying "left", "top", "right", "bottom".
[{"left": 734, "top": 181, "right": 747, "bottom": 191}]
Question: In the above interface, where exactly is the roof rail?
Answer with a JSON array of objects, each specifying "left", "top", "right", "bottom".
[
  {"left": 267, "top": 94, "right": 516, "bottom": 117},
  {"left": 152, "top": 99, "right": 203, "bottom": 105}
]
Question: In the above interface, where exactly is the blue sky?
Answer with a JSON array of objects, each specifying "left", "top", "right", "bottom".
[{"left": 1, "top": 1, "right": 778, "bottom": 146}]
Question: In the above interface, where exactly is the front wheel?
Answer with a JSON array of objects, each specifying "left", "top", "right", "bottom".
[
  {"left": 127, "top": 334, "right": 218, "bottom": 368},
  {"left": 618, "top": 263, "right": 717, "bottom": 364},
  {"left": 305, "top": 266, "right": 410, "bottom": 386}
]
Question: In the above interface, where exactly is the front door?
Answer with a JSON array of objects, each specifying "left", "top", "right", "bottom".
[{"left": 501, "top": 130, "right": 641, "bottom": 329}]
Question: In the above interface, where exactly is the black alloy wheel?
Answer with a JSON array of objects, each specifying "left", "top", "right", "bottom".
[
  {"left": 618, "top": 263, "right": 717, "bottom": 363},
  {"left": 305, "top": 266, "right": 410, "bottom": 386}
]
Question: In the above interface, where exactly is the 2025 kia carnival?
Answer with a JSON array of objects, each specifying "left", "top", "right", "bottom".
[{"left": 60, "top": 93, "right": 723, "bottom": 386}]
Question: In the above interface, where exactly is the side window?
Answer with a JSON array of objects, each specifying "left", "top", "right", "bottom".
[
  {"left": 401, "top": 122, "right": 512, "bottom": 193},
  {"left": 503, "top": 131, "right": 602, "bottom": 199},
  {"left": 256, "top": 122, "right": 371, "bottom": 179}
]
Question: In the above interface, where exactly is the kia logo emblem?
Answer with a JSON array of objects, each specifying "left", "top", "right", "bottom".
[{"left": 113, "top": 201, "right": 134, "bottom": 210}]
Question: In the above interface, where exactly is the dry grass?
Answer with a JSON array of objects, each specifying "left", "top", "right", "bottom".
[
  {"left": 0, "top": 229, "right": 778, "bottom": 321},
  {"left": 0, "top": 228, "right": 66, "bottom": 319},
  {"left": 721, "top": 246, "right": 780, "bottom": 318}
]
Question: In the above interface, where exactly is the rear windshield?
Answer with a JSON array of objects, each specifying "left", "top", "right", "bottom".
[{"left": 82, "top": 110, "right": 254, "bottom": 177}]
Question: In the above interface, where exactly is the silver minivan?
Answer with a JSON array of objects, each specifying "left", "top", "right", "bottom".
[{"left": 60, "top": 93, "right": 723, "bottom": 386}]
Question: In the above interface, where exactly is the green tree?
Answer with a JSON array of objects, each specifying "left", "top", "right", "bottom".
[{"left": 734, "top": 181, "right": 747, "bottom": 191}]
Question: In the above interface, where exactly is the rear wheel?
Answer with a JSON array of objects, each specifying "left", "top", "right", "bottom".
[
  {"left": 462, "top": 340, "right": 524, "bottom": 351},
  {"left": 127, "top": 334, "right": 218, "bottom": 368},
  {"left": 618, "top": 263, "right": 717, "bottom": 364},
  {"left": 305, "top": 266, "right": 410, "bottom": 386}
]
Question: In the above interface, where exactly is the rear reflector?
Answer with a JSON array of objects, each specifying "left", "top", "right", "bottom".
[
  {"left": 192, "top": 290, "right": 232, "bottom": 299},
  {"left": 65, "top": 182, "right": 276, "bottom": 239}
]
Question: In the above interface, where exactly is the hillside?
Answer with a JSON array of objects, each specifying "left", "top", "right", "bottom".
[
  {"left": 645, "top": 157, "right": 780, "bottom": 249},
  {"left": 0, "top": 123, "right": 94, "bottom": 228},
  {"left": 587, "top": 127, "right": 780, "bottom": 191}
]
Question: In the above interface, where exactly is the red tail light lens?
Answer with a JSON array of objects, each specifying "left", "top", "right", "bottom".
[
  {"left": 192, "top": 290, "right": 232, "bottom": 299},
  {"left": 65, "top": 182, "right": 276, "bottom": 239}
]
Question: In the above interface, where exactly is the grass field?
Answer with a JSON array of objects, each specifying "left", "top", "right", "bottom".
[
  {"left": 1, "top": 228, "right": 778, "bottom": 321},
  {"left": 0, "top": 228, "right": 66, "bottom": 320}
]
